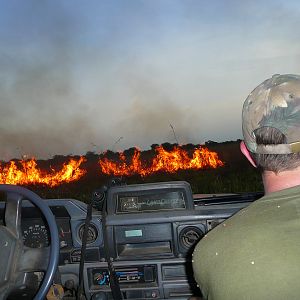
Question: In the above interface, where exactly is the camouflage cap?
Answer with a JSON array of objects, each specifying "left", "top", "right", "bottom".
[{"left": 242, "top": 74, "right": 300, "bottom": 154}]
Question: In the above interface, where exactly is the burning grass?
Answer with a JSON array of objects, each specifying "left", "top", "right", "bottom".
[
  {"left": 0, "top": 144, "right": 224, "bottom": 186},
  {"left": 0, "top": 157, "right": 86, "bottom": 187},
  {"left": 99, "top": 145, "right": 224, "bottom": 176},
  {"left": 0, "top": 142, "right": 263, "bottom": 202}
]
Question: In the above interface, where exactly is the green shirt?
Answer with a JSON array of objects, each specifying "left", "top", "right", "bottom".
[{"left": 192, "top": 185, "right": 300, "bottom": 300}]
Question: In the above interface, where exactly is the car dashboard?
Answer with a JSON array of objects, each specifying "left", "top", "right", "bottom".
[{"left": 0, "top": 182, "right": 261, "bottom": 300}]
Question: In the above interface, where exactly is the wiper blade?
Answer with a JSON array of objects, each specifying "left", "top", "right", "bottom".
[{"left": 194, "top": 192, "right": 264, "bottom": 206}]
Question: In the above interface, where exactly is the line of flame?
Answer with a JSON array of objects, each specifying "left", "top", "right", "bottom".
[
  {"left": 99, "top": 146, "right": 224, "bottom": 176},
  {"left": 0, "top": 157, "right": 86, "bottom": 187},
  {"left": 0, "top": 146, "right": 224, "bottom": 186}
]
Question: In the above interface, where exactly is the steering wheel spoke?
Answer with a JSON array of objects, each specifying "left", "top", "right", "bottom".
[
  {"left": 5, "top": 192, "right": 23, "bottom": 239},
  {"left": 0, "top": 225, "right": 21, "bottom": 297}
]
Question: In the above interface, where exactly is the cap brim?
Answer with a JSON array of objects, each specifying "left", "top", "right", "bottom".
[{"left": 254, "top": 141, "right": 300, "bottom": 154}]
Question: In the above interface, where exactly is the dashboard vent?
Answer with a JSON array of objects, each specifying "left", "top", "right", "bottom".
[{"left": 178, "top": 226, "right": 205, "bottom": 253}]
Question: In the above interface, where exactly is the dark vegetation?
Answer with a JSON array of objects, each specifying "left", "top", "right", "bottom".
[{"left": 1, "top": 141, "right": 263, "bottom": 202}]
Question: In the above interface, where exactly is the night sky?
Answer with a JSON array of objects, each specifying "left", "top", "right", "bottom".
[{"left": 1, "top": 0, "right": 300, "bottom": 160}]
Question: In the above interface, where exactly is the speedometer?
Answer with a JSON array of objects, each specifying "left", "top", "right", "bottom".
[{"left": 22, "top": 223, "right": 50, "bottom": 248}]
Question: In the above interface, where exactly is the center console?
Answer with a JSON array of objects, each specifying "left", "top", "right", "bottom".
[{"left": 84, "top": 181, "right": 256, "bottom": 299}]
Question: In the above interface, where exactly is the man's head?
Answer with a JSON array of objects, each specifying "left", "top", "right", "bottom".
[{"left": 241, "top": 74, "right": 300, "bottom": 172}]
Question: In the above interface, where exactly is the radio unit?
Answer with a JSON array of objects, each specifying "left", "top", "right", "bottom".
[{"left": 88, "top": 265, "right": 156, "bottom": 288}]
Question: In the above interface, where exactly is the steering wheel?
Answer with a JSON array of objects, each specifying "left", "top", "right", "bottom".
[{"left": 0, "top": 184, "right": 59, "bottom": 300}]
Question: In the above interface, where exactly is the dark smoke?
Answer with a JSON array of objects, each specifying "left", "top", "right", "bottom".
[{"left": 0, "top": 1, "right": 102, "bottom": 160}]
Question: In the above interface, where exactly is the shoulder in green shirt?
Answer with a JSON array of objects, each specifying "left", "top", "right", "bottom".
[{"left": 192, "top": 185, "right": 300, "bottom": 300}]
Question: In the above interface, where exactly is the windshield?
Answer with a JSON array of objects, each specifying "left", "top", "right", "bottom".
[{"left": 1, "top": 0, "right": 296, "bottom": 196}]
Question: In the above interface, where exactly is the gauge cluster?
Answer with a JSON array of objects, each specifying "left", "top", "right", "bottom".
[
  {"left": 21, "top": 216, "right": 76, "bottom": 249},
  {"left": 20, "top": 206, "right": 75, "bottom": 250},
  {"left": 22, "top": 220, "right": 50, "bottom": 248}
]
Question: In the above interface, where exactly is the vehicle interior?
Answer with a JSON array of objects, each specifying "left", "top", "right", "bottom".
[{"left": 0, "top": 181, "right": 262, "bottom": 300}]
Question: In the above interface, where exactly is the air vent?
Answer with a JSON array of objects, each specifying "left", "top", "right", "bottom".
[
  {"left": 178, "top": 226, "right": 205, "bottom": 251},
  {"left": 78, "top": 223, "right": 98, "bottom": 244}
]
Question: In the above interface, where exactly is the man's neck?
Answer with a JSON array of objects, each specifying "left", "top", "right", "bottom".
[{"left": 262, "top": 167, "right": 300, "bottom": 194}]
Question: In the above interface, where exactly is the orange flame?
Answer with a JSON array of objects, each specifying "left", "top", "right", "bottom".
[
  {"left": 0, "top": 145, "right": 224, "bottom": 186},
  {"left": 99, "top": 145, "right": 224, "bottom": 176},
  {"left": 0, "top": 157, "right": 86, "bottom": 187}
]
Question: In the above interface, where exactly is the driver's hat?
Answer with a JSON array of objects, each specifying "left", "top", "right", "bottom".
[{"left": 242, "top": 74, "right": 300, "bottom": 154}]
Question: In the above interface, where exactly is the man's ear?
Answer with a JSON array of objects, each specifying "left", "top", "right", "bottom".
[{"left": 240, "top": 141, "right": 257, "bottom": 168}]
